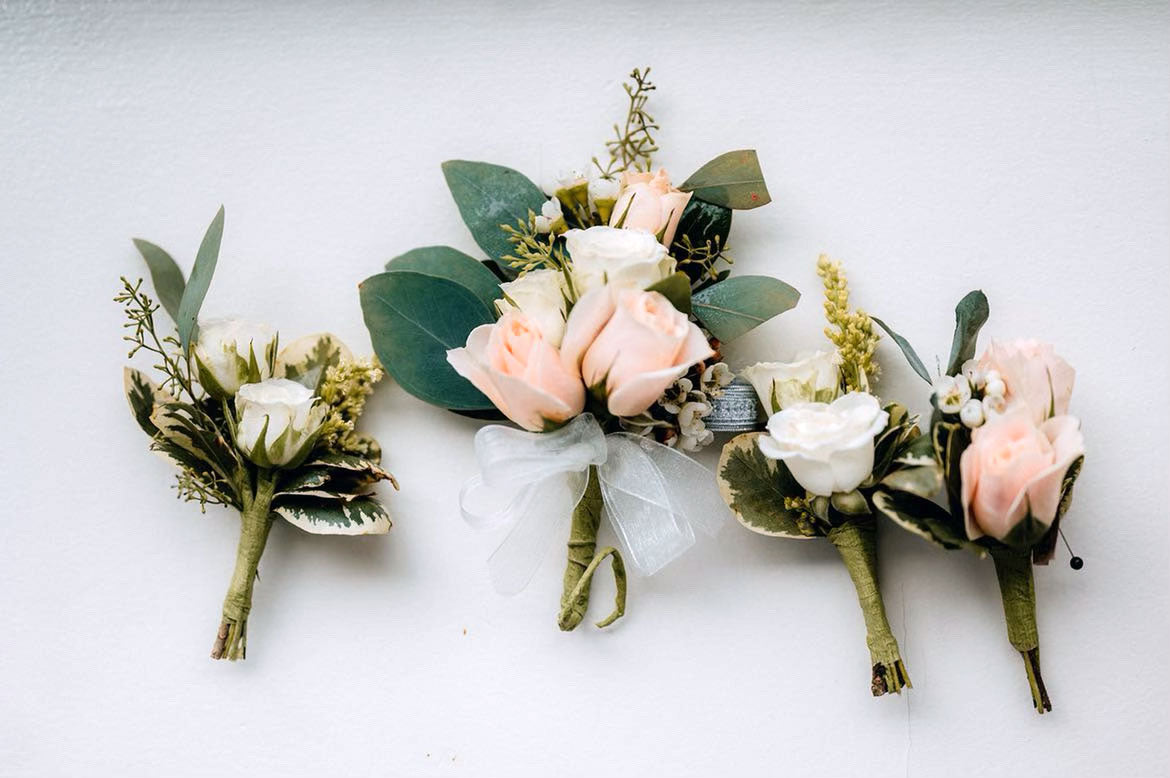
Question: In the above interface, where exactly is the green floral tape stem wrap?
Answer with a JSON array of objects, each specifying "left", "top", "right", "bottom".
[
  {"left": 992, "top": 547, "right": 1051, "bottom": 713},
  {"left": 558, "top": 466, "right": 627, "bottom": 631},
  {"left": 827, "top": 517, "right": 911, "bottom": 696}
]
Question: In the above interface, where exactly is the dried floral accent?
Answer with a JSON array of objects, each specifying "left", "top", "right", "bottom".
[{"left": 817, "top": 255, "right": 880, "bottom": 392}]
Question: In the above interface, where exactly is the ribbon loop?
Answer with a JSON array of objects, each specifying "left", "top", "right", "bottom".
[{"left": 458, "top": 415, "right": 731, "bottom": 594}]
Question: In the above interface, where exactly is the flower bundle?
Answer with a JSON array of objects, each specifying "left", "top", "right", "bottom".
[
  {"left": 718, "top": 257, "right": 935, "bottom": 696},
  {"left": 876, "top": 292, "right": 1085, "bottom": 713},
  {"left": 359, "top": 69, "right": 799, "bottom": 630},
  {"left": 120, "top": 208, "right": 396, "bottom": 660}
]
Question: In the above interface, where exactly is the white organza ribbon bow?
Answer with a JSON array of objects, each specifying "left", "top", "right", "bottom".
[{"left": 459, "top": 413, "right": 729, "bottom": 594}]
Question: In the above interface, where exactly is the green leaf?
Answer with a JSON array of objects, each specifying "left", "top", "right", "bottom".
[
  {"left": 946, "top": 290, "right": 989, "bottom": 375},
  {"left": 679, "top": 150, "right": 771, "bottom": 210},
  {"left": 672, "top": 198, "right": 732, "bottom": 284},
  {"left": 124, "top": 367, "right": 168, "bottom": 436},
  {"left": 831, "top": 489, "right": 870, "bottom": 515},
  {"left": 176, "top": 206, "right": 225, "bottom": 353},
  {"left": 692, "top": 275, "right": 799, "bottom": 342},
  {"left": 645, "top": 272, "right": 692, "bottom": 314},
  {"left": 277, "top": 333, "right": 350, "bottom": 393},
  {"left": 441, "top": 160, "right": 546, "bottom": 274},
  {"left": 716, "top": 433, "right": 818, "bottom": 538},
  {"left": 273, "top": 495, "right": 391, "bottom": 535},
  {"left": 386, "top": 245, "right": 504, "bottom": 310},
  {"left": 1033, "top": 455, "right": 1084, "bottom": 564},
  {"left": 360, "top": 270, "right": 497, "bottom": 410},
  {"left": 132, "top": 239, "right": 186, "bottom": 322},
  {"left": 880, "top": 465, "right": 942, "bottom": 499},
  {"left": 872, "top": 489, "right": 975, "bottom": 553},
  {"left": 872, "top": 315, "right": 932, "bottom": 384}
]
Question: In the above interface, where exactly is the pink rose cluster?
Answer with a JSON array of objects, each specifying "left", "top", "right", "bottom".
[
  {"left": 958, "top": 339, "right": 1084, "bottom": 543},
  {"left": 447, "top": 285, "right": 712, "bottom": 432}
]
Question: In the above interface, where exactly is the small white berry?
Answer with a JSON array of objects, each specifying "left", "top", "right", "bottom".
[{"left": 960, "top": 398, "right": 985, "bottom": 428}]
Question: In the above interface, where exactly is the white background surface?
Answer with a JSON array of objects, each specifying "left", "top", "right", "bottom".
[{"left": 2, "top": 2, "right": 1168, "bottom": 776}]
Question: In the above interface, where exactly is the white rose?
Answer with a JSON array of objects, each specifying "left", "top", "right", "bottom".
[
  {"left": 194, "top": 318, "right": 277, "bottom": 399},
  {"left": 757, "top": 392, "right": 889, "bottom": 496},
  {"left": 564, "top": 226, "right": 675, "bottom": 296},
  {"left": 741, "top": 350, "right": 841, "bottom": 415},
  {"left": 495, "top": 269, "right": 570, "bottom": 346},
  {"left": 234, "top": 378, "right": 327, "bottom": 468}
]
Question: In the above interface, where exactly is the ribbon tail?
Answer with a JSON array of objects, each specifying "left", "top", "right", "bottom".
[
  {"left": 599, "top": 435, "right": 695, "bottom": 576},
  {"left": 487, "top": 471, "right": 586, "bottom": 596},
  {"left": 600, "top": 433, "right": 732, "bottom": 576}
]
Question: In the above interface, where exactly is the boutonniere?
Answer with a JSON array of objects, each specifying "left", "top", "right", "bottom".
[
  {"left": 875, "top": 292, "right": 1084, "bottom": 713},
  {"left": 717, "top": 257, "right": 938, "bottom": 697},
  {"left": 359, "top": 68, "right": 798, "bottom": 629},
  {"left": 120, "top": 208, "right": 396, "bottom": 660}
]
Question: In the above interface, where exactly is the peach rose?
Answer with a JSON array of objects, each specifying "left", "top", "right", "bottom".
[
  {"left": 979, "top": 339, "right": 1075, "bottom": 426},
  {"left": 560, "top": 286, "right": 714, "bottom": 417},
  {"left": 609, "top": 168, "right": 693, "bottom": 246},
  {"left": 446, "top": 311, "right": 585, "bottom": 432},
  {"left": 960, "top": 405, "right": 1084, "bottom": 542}
]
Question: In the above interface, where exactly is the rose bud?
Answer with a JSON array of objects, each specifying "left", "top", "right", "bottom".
[
  {"left": 609, "top": 168, "right": 693, "bottom": 246},
  {"left": 233, "top": 378, "right": 327, "bottom": 468},
  {"left": 193, "top": 317, "right": 278, "bottom": 399},
  {"left": 560, "top": 286, "right": 714, "bottom": 418},
  {"left": 959, "top": 405, "right": 1084, "bottom": 543},
  {"left": 755, "top": 392, "right": 889, "bottom": 496},
  {"left": 564, "top": 226, "right": 675, "bottom": 296},
  {"left": 741, "top": 350, "right": 842, "bottom": 415},
  {"left": 446, "top": 311, "right": 585, "bottom": 432}
]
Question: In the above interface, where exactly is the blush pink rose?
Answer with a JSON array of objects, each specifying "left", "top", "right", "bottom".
[
  {"left": 609, "top": 168, "right": 693, "bottom": 246},
  {"left": 959, "top": 405, "right": 1084, "bottom": 541},
  {"left": 979, "top": 339, "right": 1075, "bottom": 425},
  {"left": 560, "top": 286, "right": 714, "bottom": 417},
  {"left": 447, "top": 311, "right": 585, "bottom": 431}
]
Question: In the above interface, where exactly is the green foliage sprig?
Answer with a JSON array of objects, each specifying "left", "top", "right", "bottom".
[{"left": 593, "top": 67, "right": 659, "bottom": 179}]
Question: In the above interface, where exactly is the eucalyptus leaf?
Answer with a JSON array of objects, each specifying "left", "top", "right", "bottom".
[
  {"left": 679, "top": 150, "right": 771, "bottom": 210},
  {"left": 946, "top": 290, "right": 989, "bottom": 375},
  {"left": 672, "top": 199, "right": 731, "bottom": 284},
  {"left": 441, "top": 160, "right": 546, "bottom": 275},
  {"left": 716, "top": 433, "right": 817, "bottom": 538},
  {"left": 359, "top": 270, "right": 497, "bottom": 410},
  {"left": 272, "top": 495, "right": 391, "bottom": 536},
  {"left": 132, "top": 239, "right": 186, "bottom": 322},
  {"left": 386, "top": 245, "right": 504, "bottom": 310},
  {"left": 692, "top": 276, "right": 799, "bottom": 342},
  {"left": 872, "top": 315, "right": 932, "bottom": 384},
  {"left": 176, "top": 206, "right": 225, "bottom": 352},
  {"left": 645, "top": 272, "right": 692, "bottom": 314}
]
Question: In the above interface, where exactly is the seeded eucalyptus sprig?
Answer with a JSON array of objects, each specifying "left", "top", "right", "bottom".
[{"left": 121, "top": 208, "right": 396, "bottom": 661}]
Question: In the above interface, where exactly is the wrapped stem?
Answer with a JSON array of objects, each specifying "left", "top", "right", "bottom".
[
  {"left": 827, "top": 517, "right": 910, "bottom": 696},
  {"left": 210, "top": 470, "right": 277, "bottom": 660},
  {"left": 557, "top": 465, "right": 627, "bottom": 631},
  {"left": 992, "top": 548, "right": 1051, "bottom": 713}
]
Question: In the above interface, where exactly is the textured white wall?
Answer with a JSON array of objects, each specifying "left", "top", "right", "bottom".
[{"left": 2, "top": 2, "right": 1167, "bottom": 776}]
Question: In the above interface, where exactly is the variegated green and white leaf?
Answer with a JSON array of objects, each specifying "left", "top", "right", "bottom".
[
  {"left": 306, "top": 451, "right": 398, "bottom": 489},
  {"left": 873, "top": 488, "right": 977, "bottom": 554},
  {"left": 880, "top": 465, "right": 942, "bottom": 499},
  {"left": 124, "top": 367, "right": 173, "bottom": 436},
  {"left": 277, "top": 333, "right": 353, "bottom": 393},
  {"left": 717, "top": 433, "right": 818, "bottom": 538},
  {"left": 273, "top": 495, "right": 391, "bottom": 535}
]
